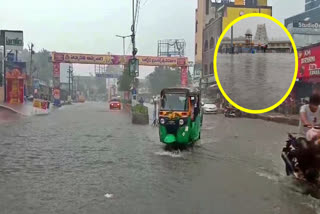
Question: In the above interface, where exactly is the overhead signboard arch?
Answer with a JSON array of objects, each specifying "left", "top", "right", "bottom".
[{"left": 51, "top": 52, "right": 189, "bottom": 106}]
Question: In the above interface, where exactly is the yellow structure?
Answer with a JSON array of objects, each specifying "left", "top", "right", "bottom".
[
  {"left": 222, "top": 7, "right": 272, "bottom": 30},
  {"left": 235, "top": 0, "right": 245, "bottom": 5},
  {"left": 257, "top": 0, "right": 268, "bottom": 6}
]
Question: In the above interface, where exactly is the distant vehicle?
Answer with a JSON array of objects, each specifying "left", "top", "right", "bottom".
[
  {"left": 224, "top": 106, "right": 242, "bottom": 117},
  {"left": 109, "top": 97, "right": 121, "bottom": 110},
  {"left": 78, "top": 95, "right": 86, "bottom": 103},
  {"left": 202, "top": 100, "right": 217, "bottom": 114}
]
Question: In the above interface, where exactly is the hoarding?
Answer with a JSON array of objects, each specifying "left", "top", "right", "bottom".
[
  {"left": 33, "top": 99, "right": 49, "bottom": 110},
  {"left": 5, "top": 62, "right": 26, "bottom": 79},
  {"left": 53, "top": 63, "right": 60, "bottom": 77},
  {"left": 181, "top": 66, "right": 188, "bottom": 87},
  {"left": 222, "top": 7, "right": 272, "bottom": 30},
  {"left": 52, "top": 52, "right": 188, "bottom": 67},
  {"left": 3, "top": 31, "right": 24, "bottom": 51},
  {"left": 293, "top": 21, "right": 320, "bottom": 29},
  {"left": 298, "top": 44, "right": 320, "bottom": 80}
]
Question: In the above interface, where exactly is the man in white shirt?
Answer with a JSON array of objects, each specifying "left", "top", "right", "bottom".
[{"left": 299, "top": 94, "right": 320, "bottom": 138}]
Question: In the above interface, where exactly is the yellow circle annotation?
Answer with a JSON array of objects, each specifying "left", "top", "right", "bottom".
[{"left": 213, "top": 13, "right": 298, "bottom": 114}]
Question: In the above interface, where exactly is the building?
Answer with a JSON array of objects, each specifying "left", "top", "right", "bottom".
[
  {"left": 291, "top": 42, "right": 320, "bottom": 105},
  {"left": 284, "top": 1, "right": 320, "bottom": 112},
  {"left": 218, "top": 24, "right": 292, "bottom": 53},
  {"left": 199, "top": 0, "right": 272, "bottom": 91},
  {"left": 254, "top": 24, "right": 268, "bottom": 45},
  {"left": 305, "top": 0, "right": 320, "bottom": 11},
  {"left": 285, "top": 6, "right": 320, "bottom": 48},
  {"left": 202, "top": 17, "right": 222, "bottom": 78},
  {"left": 195, "top": 0, "right": 223, "bottom": 73}
]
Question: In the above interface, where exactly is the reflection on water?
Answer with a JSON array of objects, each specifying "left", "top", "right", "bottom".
[{"left": 217, "top": 53, "right": 295, "bottom": 110}]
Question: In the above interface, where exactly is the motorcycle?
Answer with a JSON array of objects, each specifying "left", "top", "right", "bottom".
[
  {"left": 281, "top": 125, "right": 320, "bottom": 186},
  {"left": 224, "top": 106, "right": 242, "bottom": 118}
]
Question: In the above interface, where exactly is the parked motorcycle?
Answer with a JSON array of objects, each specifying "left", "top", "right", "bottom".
[{"left": 224, "top": 106, "right": 242, "bottom": 118}]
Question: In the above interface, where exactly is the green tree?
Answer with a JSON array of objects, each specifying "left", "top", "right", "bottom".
[
  {"left": 20, "top": 48, "right": 52, "bottom": 84},
  {"left": 147, "top": 66, "right": 181, "bottom": 94},
  {"left": 118, "top": 67, "right": 134, "bottom": 91}
]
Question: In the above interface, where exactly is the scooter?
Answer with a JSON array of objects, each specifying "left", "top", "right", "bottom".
[{"left": 224, "top": 106, "right": 241, "bottom": 118}]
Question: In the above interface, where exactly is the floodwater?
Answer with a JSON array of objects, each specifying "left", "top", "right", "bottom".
[
  {"left": 0, "top": 102, "right": 319, "bottom": 214},
  {"left": 217, "top": 53, "right": 295, "bottom": 110}
]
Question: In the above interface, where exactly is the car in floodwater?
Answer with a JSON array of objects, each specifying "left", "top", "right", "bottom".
[
  {"left": 109, "top": 97, "right": 121, "bottom": 110},
  {"left": 202, "top": 99, "right": 218, "bottom": 114}
]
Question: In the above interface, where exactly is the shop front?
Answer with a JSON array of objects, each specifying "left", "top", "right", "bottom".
[
  {"left": 5, "top": 62, "right": 26, "bottom": 104},
  {"left": 296, "top": 42, "right": 320, "bottom": 102}
]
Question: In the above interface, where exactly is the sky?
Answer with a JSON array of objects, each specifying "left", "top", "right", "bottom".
[{"left": 1, "top": 0, "right": 305, "bottom": 79}]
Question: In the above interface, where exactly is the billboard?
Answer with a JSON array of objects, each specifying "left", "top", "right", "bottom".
[
  {"left": 2, "top": 31, "right": 24, "bottom": 51},
  {"left": 5, "top": 62, "right": 26, "bottom": 79},
  {"left": 293, "top": 21, "right": 320, "bottom": 29},
  {"left": 52, "top": 52, "right": 188, "bottom": 67},
  {"left": 298, "top": 44, "right": 320, "bottom": 80},
  {"left": 181, "top": 67, "right": 188, "bottom": 87},
  {"left": 222, "top": 7, "right": 272, "bottom": 30}
]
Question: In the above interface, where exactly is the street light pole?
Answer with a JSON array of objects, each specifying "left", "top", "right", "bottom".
[
  {"left": 231, "top": 26, "right": 234, "bottom": 54},
  {"left": 28, "top": 43, "right": 34, "bottom": 96},
  {"left": 116, "top": 35, "right": 131, "bottom": 59}
]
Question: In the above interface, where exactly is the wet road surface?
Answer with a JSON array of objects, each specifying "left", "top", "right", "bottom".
[
  {"left": 217, "top": 53, "right": 295, "bottom": 110},
  {"left": 0, "top": 102, "right": 319, "bottom": 214}
]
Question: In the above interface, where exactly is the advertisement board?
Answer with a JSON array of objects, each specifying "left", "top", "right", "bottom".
[
  {"left": 293, "top": 21, "right": 320, "bottom": 29},
  {"left": 52, "top": 52, "right": 188, "bottom": 67},
  {"left": 5, "top": 62, "right": 26, "bottom": 79},
  {"left": 3, "top": 31, "right": 24, "bottom": 51},
  {"left": 53, "top": 63, "right": 60, "bottom": 77},
  {"left": 181, "top": 67, "right": 188, "bottom": 87},
  {"left": 222, "top": 7, "right": 272, "bottom": 30},
  {"left": 298, "top": 44, "right": 320, "bottom": 80},
  {"left": 33, "top": 99, "right": 49, "bottom": 110}
]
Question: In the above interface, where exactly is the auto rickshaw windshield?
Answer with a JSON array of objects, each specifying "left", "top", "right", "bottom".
[{"left": 160, "top": 93, "right": 188, "bottom": 111}]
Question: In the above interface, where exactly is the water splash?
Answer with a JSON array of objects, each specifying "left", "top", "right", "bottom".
[{"left": 154, "top": 150, "right": 183, "bottom": 158}]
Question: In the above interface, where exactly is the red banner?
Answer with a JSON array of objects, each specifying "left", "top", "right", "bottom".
[
  {"left": 53, "top": 63, "right": 60, "bottom": 78},
  {"left": 298, "top": 44, "right": 320, "bottom": 80},
  {"left": 53, "top": 89, "right": 60, "bottom": 100},
  {"left": 181, "top": 66, "right": 188, "bottom": 87},
  {"left": 6, "top": 79, "right": 24, "bottom": 104},
  {"left": 6, "top": 68, "right": 26, "bottom": 79}
]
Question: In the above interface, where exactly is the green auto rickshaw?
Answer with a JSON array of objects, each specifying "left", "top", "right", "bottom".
[{"left": 158, "top": 88, "right": 203, "bottom": 146}]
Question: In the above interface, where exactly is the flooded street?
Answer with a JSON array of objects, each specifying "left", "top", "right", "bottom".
[
  {"left": 0, "top": 102, "right": 319, "bottom": 214},
  {"left": 217, "top": 53, "right": 295, "bottom": 110}
]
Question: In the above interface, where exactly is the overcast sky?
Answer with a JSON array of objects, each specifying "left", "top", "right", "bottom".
[{"left": 1, "top": 0, "right": 304, "bottom": 78}]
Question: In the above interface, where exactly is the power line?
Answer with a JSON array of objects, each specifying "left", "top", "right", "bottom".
[
  {"left": 135, "top": 0, "right": 141, "bottom": 34},
  {"left": 142, "top": 0, "right": 150, "bottom": 7}
]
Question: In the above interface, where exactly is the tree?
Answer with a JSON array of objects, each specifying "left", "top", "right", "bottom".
[
  {"left": 20, "top": 48, "right": 52, "bottom": 84},
  {"left": 146, "top": 66, "right": 181, "bottom": 94},
  {"left": 118, "top": 67, "right": 134, "bottom": 91}
]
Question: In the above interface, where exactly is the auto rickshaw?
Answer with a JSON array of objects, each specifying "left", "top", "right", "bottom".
[{"left": 158, "top": 88, "right": 203, "bottom": 146}]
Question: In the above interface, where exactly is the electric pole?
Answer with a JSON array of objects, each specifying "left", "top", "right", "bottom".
[
  {"left": 67, "top": 64, "right": 73, "bottom": 99},
  {"left": 116, "top": 35, "right": 131, "bottom": 58},
  {"left": 231, "top": 26, "right": 234, "bottom": 54},
  {"left": 132, "top": 0, "right": 136, "bottom": 58},
  {"left": 28, "top": 43, "right": 34, "bottom": 96},
  {"left": 71, "top": 73, "right": 74, "bottom": 100}
]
